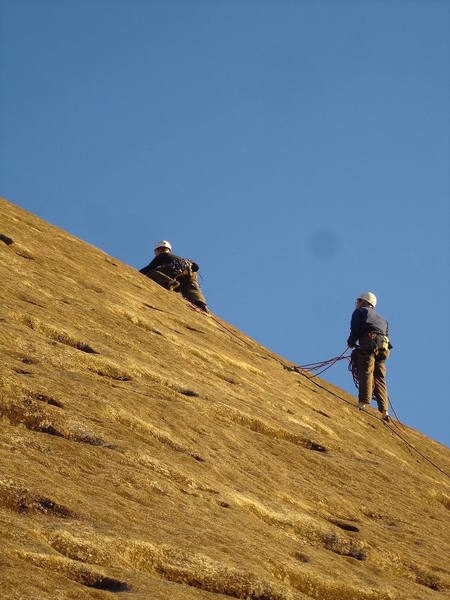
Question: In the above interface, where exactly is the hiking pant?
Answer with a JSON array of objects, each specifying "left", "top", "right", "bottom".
[
  {"left": 145, "top": 269, "right": 180, "bottom": 291},
  {"left": 146, "top": 270, "right": 207, "bottom": 311},
  {"left": 357, "top": 348, "right": 390, "bottom": 412},
  {"left": 178, "top": 272, "right": 208, "bottom": 311}
]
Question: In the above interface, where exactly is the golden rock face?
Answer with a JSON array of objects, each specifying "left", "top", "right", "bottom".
[{"left": 0, "top": 196, "right": 449, "bottom": 600}]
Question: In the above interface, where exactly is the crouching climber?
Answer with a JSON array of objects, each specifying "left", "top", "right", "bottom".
[
  {"left": 347, "top": 292, "right": 392, "bottom": 421},
  {"left": 140, "top": 240, "right": 208, "bottom": 312}
]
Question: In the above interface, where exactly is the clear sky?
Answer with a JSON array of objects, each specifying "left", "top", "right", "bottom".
[{"left": 1, "top": 1, "right": 449, "bottom": 446}]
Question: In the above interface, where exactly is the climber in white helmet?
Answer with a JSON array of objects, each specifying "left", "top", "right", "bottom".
[
  {"left": 347, "top": 291, "right": 392, "bottom": 421},
  {"left": 140, "top": 241, "right": 208, "bottom": 312},
  {"left": 154, "top": 240, "right": 172, "bottom": 253}
]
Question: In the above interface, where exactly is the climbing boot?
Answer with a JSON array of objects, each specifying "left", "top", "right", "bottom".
[
  {"left": 381, "top": 411, "right": 390, "bottom": 422},
  {"left": 358, "top": 402, "right": 369, "bottom": 411},
  {"left": 193, "top": 301, "right": 208, "bottom": 313}
]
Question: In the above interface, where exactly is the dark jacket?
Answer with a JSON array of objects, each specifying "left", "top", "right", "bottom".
[
  {"left": 140, "top": 252, "right": 199, "bottom": 277},
  {"left": 348, "top": 306, "right": 389, "bottom": 347},
  {"left": 140, "top": 252, "right": 206, "bottom": 308}
]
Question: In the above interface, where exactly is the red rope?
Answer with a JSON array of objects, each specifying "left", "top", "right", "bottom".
[
  {"left": 312, "top": 350, "right": 350, "bottom": 376},
  {"left": 186, "top": 302, "right": 256, "bottom": 350},
  {"left": 297, "top": 349, "right": 350, "bottom": 377},
  {"left": 387, "top": 396, "right": 405, "bottom": 430}
]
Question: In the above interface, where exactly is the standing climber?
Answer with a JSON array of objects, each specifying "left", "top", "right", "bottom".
[
  {"left": 140, "top": 240, "right": 209, "bottom": 312},
  {"left": 347, "top": 292, "right": 392, "bottom": 421}
]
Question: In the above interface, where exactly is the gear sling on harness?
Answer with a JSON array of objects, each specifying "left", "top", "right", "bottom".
[
  {"left": 155, "top": 257, "right": 192, "bottom": 280},
  {"left": 366, "top": 331, "right": 389, "bottom": 353},
  {"left": 146, "top": 257, "right": 193, "bottom": 292}
]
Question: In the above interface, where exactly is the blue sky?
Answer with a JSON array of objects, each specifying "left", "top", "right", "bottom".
[{"left": 1, "top": 1, "right": 449, "bottom": 446}]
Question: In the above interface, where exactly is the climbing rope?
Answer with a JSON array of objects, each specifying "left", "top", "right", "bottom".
[
  {"left": 297, "top": 349, "right": 406, "bottom": 430},
  {"left": 187, "top": 302, "right": 256, "bottom": 351},
  {"left": 185, "top": 304, "right": 448, "bottom": 479},
  {"left": 291, "top": 358, "right": 449, "bottom": 479},
  {"left": 297, "top": 349, "right": 351, "bottom": 377},
  {"left": 210, "top": 315, "right": 254, "bottom": 349}
]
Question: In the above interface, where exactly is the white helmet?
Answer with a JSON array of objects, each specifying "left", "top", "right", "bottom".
[
  {"left": 154, "top": 240, "right": 172, "bottom": 252},
  {"left": 358, "top": 291, "right": 377, "bottom": 308}
]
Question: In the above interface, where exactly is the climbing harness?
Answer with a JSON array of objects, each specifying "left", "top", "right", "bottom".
[{"left": 367, "top": 330, "right": 390, "bottom": 352}]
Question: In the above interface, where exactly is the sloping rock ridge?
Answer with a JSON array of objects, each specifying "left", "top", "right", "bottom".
[{"left": 0, "top": 196, "right": 449, "bottom": 599}]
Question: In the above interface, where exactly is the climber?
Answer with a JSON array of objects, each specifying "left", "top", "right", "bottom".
[
  {"left": 347, "top": 291, "right": 392, "bottom": 421},
  {"left": 140, "top": 240, "right": 209, "bottom": 312}
]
